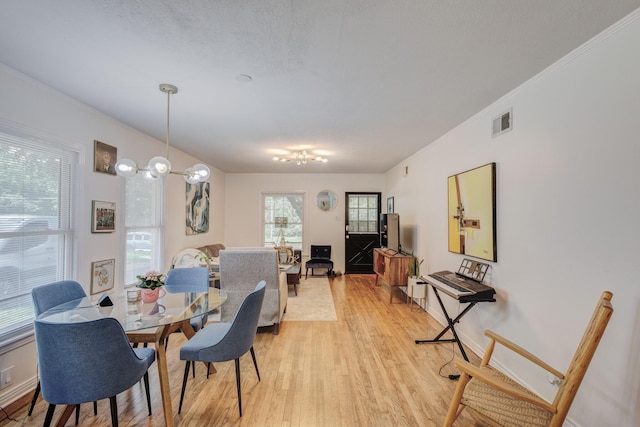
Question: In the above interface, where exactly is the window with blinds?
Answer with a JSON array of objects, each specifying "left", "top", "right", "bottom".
[
  {"left": 123, "top": 174, "right": 164, "bottom": 286},
  {"left": 0, "top": 124, "right": 76, "bottom": 346},
  {"left": 262, "top": 193, "right": 304, "bottom": 250}
]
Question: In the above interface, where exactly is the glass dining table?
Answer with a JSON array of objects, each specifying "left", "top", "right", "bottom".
[{"left": 36, "top": 287, "right": 227, "bottom": 427}]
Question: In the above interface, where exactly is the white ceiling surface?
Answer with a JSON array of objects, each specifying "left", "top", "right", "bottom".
[{"left": 1, "top": 1, "right": 639, "bottom": 174}]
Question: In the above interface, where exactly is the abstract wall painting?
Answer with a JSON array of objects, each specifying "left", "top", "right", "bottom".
[{"left": 447, "top": 162, "right": 497, "bottom": 262}]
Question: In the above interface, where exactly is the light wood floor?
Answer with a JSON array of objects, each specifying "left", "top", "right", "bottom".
[{"left": 0, "top": 274, "right": 485, "bottom": 426}]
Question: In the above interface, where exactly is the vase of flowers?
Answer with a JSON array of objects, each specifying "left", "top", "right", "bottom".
[{"left": 136, "top": 271, "right": 166, "bottom": 303}]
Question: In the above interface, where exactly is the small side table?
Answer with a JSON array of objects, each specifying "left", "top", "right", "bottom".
[{"left": 283, "top": 264, "right": 301, "bottom": 295}]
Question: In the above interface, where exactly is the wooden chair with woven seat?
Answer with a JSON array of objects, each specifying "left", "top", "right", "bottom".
[{"left": 444, "top": 290, "right": 613, "bottom": 427}]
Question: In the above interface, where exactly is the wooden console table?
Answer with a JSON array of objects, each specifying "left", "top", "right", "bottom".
[{"left": 373, "top": 248, "right": 411, "bottom": 303}]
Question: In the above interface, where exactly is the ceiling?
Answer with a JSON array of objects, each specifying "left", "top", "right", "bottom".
[{"left": 1, "top": 1, "right": 639, "bottom": 174}]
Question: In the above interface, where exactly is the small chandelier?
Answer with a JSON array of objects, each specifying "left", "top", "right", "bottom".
[
  {"left": 115, "top": 83, "right": 210, "bottom": 184},
  {"left": 272, "top": 150, "right": 328, "bottom": 165}
]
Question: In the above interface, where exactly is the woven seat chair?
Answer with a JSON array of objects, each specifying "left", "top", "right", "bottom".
[{"left": 444, "top": 291, "right": 613, "bottom": 427}]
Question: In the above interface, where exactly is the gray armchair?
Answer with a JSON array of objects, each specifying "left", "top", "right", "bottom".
[{"left": 219, "top": 248, "right": 287, "bottom": 334}]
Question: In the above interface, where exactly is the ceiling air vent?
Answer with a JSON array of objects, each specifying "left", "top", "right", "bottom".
[{"left": 492, "top": 108, "right": 512, "bottom": 137}]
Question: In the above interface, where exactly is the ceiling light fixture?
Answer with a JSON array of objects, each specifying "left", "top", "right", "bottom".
[
  {"left": 115, "top": 83, "right": 210, "bottom": 184},
  {"left": 272, "top": 150, "right": 328, "bottom": 165}
]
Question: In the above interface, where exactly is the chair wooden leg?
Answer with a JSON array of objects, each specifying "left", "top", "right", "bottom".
[
  {"left": 43, "top": 403, "right": 56, "bottom": 427},
  {"left": 192, "top": 360, "right": 196, "bottom": 378},
  {"left": 235, "top": 358, "right": 242, "bottom": 417},
  {"left": 28, "top": 381, "right": 41, "bottom": 416},
  {"left": 206, "top": 362, "right": 211, "bottom": 379},
  {"left": 108, "top": 396, "right": 118, "bottom": 427},
  {"left": 75, "top": 404, "right": 80, "bottom": 425},
  {"left": 443, "top": 372, "right": 471, "bottom": 427},
  {"left": 178, "top": 361, "right": 191, "bottom": 414},
  {"left": 250, "top": 346, "right": 261, "bottom": 381},
  {"left": 143, "top": 372, "right": 152, "bottom": 416},
  {"left": 93, "top": 401, "right": 97, "bottom": 415}
]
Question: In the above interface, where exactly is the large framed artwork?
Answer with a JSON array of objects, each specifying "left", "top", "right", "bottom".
[
  {"left": 447, "top": 162, "right": 497, "bottom": 262},
  {"left": 186, "top": 181, "right": 210, "bottom": 235},
  {"left": 90, "top": 258, "right": 115, "bottom": 294}
]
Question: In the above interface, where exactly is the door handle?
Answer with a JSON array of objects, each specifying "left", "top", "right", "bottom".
[{"left": 345, "top": 235, "right": 349, "bottom": 239}]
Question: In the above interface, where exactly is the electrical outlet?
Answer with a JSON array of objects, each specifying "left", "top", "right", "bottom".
[{"left": 0, "top": 366, "right": 14, "bottom": 389}]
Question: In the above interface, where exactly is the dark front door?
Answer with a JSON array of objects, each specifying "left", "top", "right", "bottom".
[{"left": 344, "top": 192, "right": 381, "bottom": 274}]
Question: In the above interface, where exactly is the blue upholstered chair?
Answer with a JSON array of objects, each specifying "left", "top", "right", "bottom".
[
  {"left": 165, "top": 266, "right": 210, "bottom": 331},
  {"left": 163, "top": 267, "right": 211, "bottom": 377},
  {"left": 30, "top": 281, "right": 93, "bottom": 423},
  {"left": 178, "top": 281, "right": 266, "bottom": 417},
  {"left": 34, "top": 317, "right": 156, "bottom": 427}
]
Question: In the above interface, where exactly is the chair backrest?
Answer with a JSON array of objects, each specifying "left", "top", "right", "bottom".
[
  {"left": 551, "top": 291, "right": 614, "bottom": 426},
  {"left": 310, "top": 245, "right": 331, "bottom": 260},
  {"left": 165, "top": 267, "right": 209, "bottom": 293},
  {"left": 31, "top": 280, "right": 86, "bottom": 316},
  {"left": 200, "top": 281, "right": 266, "bottom": 361},
  {"left": 34, "top": 317, "right": 153, "bottom": 405}
]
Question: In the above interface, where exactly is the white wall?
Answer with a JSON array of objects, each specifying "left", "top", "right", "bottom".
[
  {"left": 386, "top": 12, "right": 640, "bottom": 426},
  {"left": 0, "top": 64, "right": 224, "bottom": 407},
  {"left": 224, "top": 173, "right": 385, "bottom": 273}
]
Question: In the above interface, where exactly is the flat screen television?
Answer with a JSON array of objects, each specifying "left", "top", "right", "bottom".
[{"left": 380, "top": 213, "right": 400, "bottom": 253}]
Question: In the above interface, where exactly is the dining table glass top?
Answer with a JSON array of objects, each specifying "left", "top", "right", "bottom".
[{"left": 36, "top": 287, "right": 227, "bottom": 332}]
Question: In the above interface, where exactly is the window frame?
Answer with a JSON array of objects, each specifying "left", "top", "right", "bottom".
[
  {"left": 261, "top": 192, "right": 305, "bottom": 250},
  {"left": 0, "top": 119, "right": 78, "bottom": 349},
  {"left": 122, "top": 174, "right": 164, "bottom": 287}
]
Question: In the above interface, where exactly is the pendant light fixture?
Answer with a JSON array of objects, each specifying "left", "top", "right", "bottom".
[{"left": 115, "top": 83, "right": 210, "bottom": 184}]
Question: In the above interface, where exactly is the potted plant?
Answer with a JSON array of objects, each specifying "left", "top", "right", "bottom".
[
  {"left": 407, "top": 253, "right": 425, "bottom": 305},
  {"left": 136, "top": 270, "right": 166, "bottom": 303}
]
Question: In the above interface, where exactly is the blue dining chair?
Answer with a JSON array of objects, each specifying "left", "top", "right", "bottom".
[
  {"left": 165, "top": 266, "right": 210, "bottom": 331},
  {"left": 163, "top": 267, "right": 211, "bottom": 377},
  {"left": 34, "top": 317, "right": 156, "bottom": 427},
  {"left": 178, "top": 281, "right": 266, "bottom": 417},
  {"left": 30, "top": 281, "right": 93, "bottom": 424}
]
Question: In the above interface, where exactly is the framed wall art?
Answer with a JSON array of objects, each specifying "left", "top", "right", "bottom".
[
  {"left": 447, "top": 162, "right": 497, "bottom": 262},
  {"left": 90, "top": 258, "right": 115, "bottom": 294},
  {"left": 387, "top": 196, "right": 394, "bottom": 213},
  {"left": 186, "top": 181, "right": 210, "bottom": 235},
  {"left": 92, "top": 200, "right": 115, "bottom": 233},
  {"left": 94, "top": 140, "right": 117, "bottom": 175}
]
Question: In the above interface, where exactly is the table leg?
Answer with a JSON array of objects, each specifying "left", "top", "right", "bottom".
[
  {"left": 127, "top": 327, "right": 175, "bottom": 427},
  {"left": 54, "top": 405, "right": 75, "bottom": 427},
  {"left": 155, "top": 335, "right": 174, "bottom": 427}
]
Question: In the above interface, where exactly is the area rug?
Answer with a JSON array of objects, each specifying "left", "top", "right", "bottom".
[{"left": 283, "top": 276, "right": 337, "bottom": 321}]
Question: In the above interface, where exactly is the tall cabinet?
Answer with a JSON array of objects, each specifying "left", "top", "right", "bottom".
[{"left": 373, "top": 248, "right": 411, "bottom": 303}]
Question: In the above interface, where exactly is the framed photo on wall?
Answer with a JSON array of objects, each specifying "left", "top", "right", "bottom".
[
  {"left": 90, "top": 258, "right": 115, "bottom": 294},
  {"left": 387, "top": 196, "right": 394, "bottom": 213},
  {"left": 94, "top": 140, "right": 117, "bottom": 175},
  {"left": 92, "top": 200, "right": 116, "bottom": 233}
]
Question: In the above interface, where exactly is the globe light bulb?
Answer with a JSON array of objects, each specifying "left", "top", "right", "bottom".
[{"left": 115, "top": 158, "right": 138, "bottom": 178}]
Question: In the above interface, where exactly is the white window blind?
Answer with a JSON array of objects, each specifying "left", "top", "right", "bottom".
[
  {"left": 0, "top": 125, "right": 76, "bottom": 346},
  {"left": 123, "top": 174, "right": 164, "bottom": 286}
]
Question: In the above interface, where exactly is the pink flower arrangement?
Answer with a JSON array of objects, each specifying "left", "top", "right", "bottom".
[{"left": 136, "top": 270, "right": 165, "bottom": 289}]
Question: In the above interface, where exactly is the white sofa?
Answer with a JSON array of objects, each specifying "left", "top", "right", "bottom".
[{"left": 219, "top": 248, "right": 288, "bottom": 334}]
